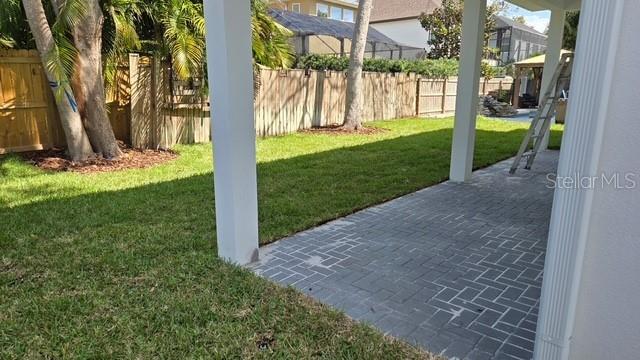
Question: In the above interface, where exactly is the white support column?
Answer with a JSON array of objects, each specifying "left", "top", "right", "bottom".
[
  {"left": 449, "top": 0, "right": 486, "bottom": 182},
  {"left": 538, "top": 8, "right": 566, "bottom": 150},
  {"left": 203, "top": 0, "right": 259, "bottom": 265},
  {"left": 534, "top": 0, "right": 625, "bottom": 359}
]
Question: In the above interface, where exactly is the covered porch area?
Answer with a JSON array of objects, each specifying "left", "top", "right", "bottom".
[{"left": 205, "top": 0, "right": 640, "bottom": 359}]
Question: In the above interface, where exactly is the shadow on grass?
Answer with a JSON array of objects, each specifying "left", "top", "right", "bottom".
[{"left": 1, "top": 127, "right": 563, "bottom": 249}]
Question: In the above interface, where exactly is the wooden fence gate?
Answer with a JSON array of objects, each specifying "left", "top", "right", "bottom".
[{"left": 0, "top": 50, "right": 66, "bottom": 154}]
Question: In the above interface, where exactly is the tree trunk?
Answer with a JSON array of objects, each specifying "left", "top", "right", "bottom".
[
  {"left": 71, "top": 0, "right": 122, "bottom": 159},
  {"left": 343, "top": 0, "right": 373, "bottom": 131},
  {"left": 21, "top": 0, "right": 94, "bottom": 162}
]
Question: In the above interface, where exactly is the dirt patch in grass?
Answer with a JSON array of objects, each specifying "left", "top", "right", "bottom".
[
  {"left": 21, "top": 143, "right": 178, "bottom": 174},
  {"left": 302, "top": 124, "right": 388, "bottom": 136}
]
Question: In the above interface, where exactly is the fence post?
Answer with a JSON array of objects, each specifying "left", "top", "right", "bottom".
[
  {"left": 152, "top": 55, "right": 166, "bottom": 149},
  {"left": 129, "top": 53, "right": 142, "bottom": 148},
  {"left": 442, "top": 78, "right": 448, "bottom": 113},
  {"left": 415, "top": 76, "right": 421, "bottom": 117}
]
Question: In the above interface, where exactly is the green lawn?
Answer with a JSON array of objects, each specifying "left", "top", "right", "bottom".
[{"left": 0, "top": 117, "right": 562, "bottom": 358}]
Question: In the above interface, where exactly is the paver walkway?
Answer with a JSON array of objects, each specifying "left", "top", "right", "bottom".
[{"left": 250, "top": 152, "right": 559, "bottom": 360}]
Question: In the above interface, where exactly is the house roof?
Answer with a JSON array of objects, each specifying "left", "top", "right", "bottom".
[
  {"left": 495, "top": 15, "right": 547, "bottom": 37},
  {"left": 269, "top": 9, "right": 407, "bottom": 48},
  {"left": 370, "top": 0, "right": 442, "bottom": 23}
]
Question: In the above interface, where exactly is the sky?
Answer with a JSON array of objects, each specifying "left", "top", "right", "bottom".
[{"left": 496, "top": 1, "right": 551, "bottom": 33}]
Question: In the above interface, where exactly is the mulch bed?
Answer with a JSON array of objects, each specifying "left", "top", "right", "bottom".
[
  {"left": 301, "top": 125, "right": 388, "bottom": 135},
  {"left": 20, "top": 143, "right": 178, "bottom": 174}
]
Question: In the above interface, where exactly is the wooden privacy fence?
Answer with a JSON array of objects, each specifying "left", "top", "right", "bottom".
[
  {"left": 1, "top": 50, "right": 514, "bottom": 153},
  {"left": 255, "top": 70, "right": 418, "bottom": 136}
]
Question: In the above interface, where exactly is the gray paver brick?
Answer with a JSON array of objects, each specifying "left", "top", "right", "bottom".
[{"left": 250, "top": 152, "right": 559, "bottom": 359}]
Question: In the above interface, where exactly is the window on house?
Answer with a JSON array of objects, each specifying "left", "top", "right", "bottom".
[
  {"left": 343, "top": 9, "right": 354, "bottom": 22},
  {"left": 292, "top": 3, "right": 301, "bottom": 13},
  {"left": 316, "top": 3, "right": 329, "bottom": 17},
  {"left": 330, "top": 6, "right": 343, "bottom": 20}
]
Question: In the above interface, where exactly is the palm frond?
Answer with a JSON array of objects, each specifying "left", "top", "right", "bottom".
[
  {"left": 103, "top": 0, "right": 143, "bottom": 90},
  {"left": 0, "top": 36, "right": 16, "bottom": 49},
  {"left": 51, "top": 0, "right": 87, "bottom": 34},
  {"left": 158, "top": 0, "right": 205, "bottom": 80},
  {"left": 251, "top": 0, "right": 294, "bottom": 68},
  {"left": 43, "top": 35, "right": 77, "bottom": 99}
]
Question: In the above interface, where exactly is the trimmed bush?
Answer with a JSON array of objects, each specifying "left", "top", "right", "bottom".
[{"left": 294, "top": 54, "right": 459, "bottom": 78}]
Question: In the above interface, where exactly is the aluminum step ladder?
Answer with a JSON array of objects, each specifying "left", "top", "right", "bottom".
[{"left": 509, "top": 53, "right": 574, "bottom": 174}]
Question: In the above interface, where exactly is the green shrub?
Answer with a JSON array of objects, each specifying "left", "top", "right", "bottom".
[
  {"left": 481, "top": 62, "right": 498, "bottom": 80},
  {"left": 294, "top": 54, "right": 459, "bottom": 78},
  {"left": 294, "top": 54, "right": 349, "bottom": 71},
  {"left": 406, "top": 58, "right": 459, "bottom": 78}
]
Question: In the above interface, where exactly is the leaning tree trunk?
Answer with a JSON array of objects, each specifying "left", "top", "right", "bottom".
[
  {"left": 343, "top": 0, "right": 373, "bottom": 131},
  {"left": 71, "top": 0, "right": 121, "bottom": 159},
  {"left": 21, "top": 0, "right": 94, "bottom": 162}
]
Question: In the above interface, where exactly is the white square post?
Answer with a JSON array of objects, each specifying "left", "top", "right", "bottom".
[
  {"left": 203, "top": 0, "right": 259, "bottom": 264},
  {"left": 449, "top": 0, "right": 487, "bottom": 182}
]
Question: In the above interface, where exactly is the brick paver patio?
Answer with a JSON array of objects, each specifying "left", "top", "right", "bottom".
[{"left": 250, "top": 151, "right": 559, "bottom": 359}]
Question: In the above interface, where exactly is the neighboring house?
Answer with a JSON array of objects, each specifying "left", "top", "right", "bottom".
[
  {"left": 269, "top": 8, "right": 408, "bottom": 57},
  {"left": 489, "top": 15, "right": 548, "bottom": 64},
  {"left": 268, "top": 0, "right": 361, "bottom": 56},
  {"left": 369, "top": 0, "right": 442, "bottom": 59},
  {"left": 269, "top": 0, "right": 358, "bottom": 22}
]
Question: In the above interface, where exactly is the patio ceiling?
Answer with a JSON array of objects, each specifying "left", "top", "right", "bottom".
[{"left": 507, "top": 0, "right": 581, "bottom": 11}]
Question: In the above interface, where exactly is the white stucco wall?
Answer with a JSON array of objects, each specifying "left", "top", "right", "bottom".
[
  {"left": 371, "top": 18, "right": 429, "bottom": 51},
  {"left": 569, "top": 1, "right": 640, "bottom": 358}
]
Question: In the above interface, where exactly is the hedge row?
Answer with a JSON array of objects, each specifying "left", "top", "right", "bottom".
[
  {"left": 294, "top": 54, "right": 506, "bottom": 79},
  {"left": 294, "top": 54, "right": 459, "bottom": 78}
]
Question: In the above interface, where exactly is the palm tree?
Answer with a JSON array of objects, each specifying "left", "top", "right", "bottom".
[
  {"left": 343, "top": 0, "right": 373, "bottom": 131},
  {"left": 21, "top": 0, "right": 95, "bottom": 161},
  {"left": 65, "top": 0, "right": 122, "bottom": 159}
]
